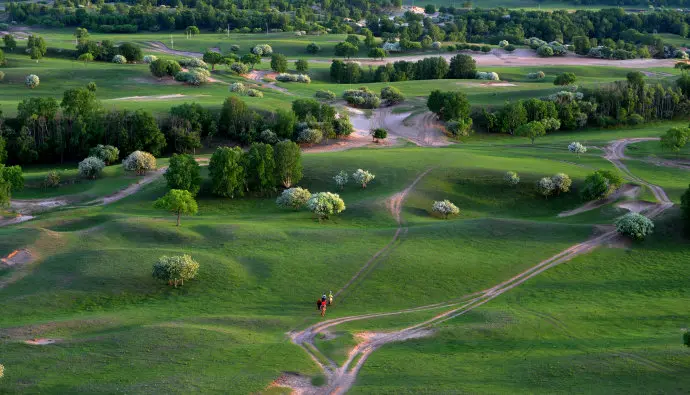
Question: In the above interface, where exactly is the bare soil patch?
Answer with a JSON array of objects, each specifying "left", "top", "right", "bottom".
[
  {"left": 244, "top": 70, "right": 291, "bottom": 94},
  {"left": 24, "top": 338, "right": 60, "bottom": 345},
  {"left": 616, "top": 200, "right": 659, "bottom": 213},
  {"left": 0, "top": 215, "right": 34, "bottom": 227},
  {"left": 268, "top": 372, "right": 321, "bottom": 395},
  {"left": 11, "top": 198, "right": 69, "bottom": 214},
  {"left": 1, "top": 249, "right": 34, "bottom": 267}
]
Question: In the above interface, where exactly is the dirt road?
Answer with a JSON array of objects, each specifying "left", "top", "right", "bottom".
[{"left": 276, "top": 138, "right": 679, "bottom": 394}]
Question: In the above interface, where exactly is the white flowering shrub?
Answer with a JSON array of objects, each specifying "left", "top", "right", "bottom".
[
  {"left": 383, "top": 41, "right": 401, "bottom": 52},
  {"left": 527, "top": 71, "right": 546, "bottom": 80},
  {"left": 143, "top": 55, "right": 158, "bottom": 64},
  {"left": 432, "top": 41, "right": 442, "bottom": 50},
  {"left": 1, "top": 363, "right": 5, "bottom": 378},
  {"left": 252, "top": 44, "right": 273, "bottom": 56},
  {"left": 476, "top": 71, "right": 500, "bottom": 80},
  {"left": 432, "top": 200, "right": 460, "bottom": 219},
  {"left": 333, "top": 170, "right": 349, "bottom": 190},
  {"left": 229, "top": 82, "right": 247, "bottom": 94},
  {"left": 230, "top": 62, "right": 248, "bottom": 75},
  {"left": 551, "top": 173, "right": 572, "bottom": 194},
  {"left": 499, "top": 40, "right": 509, "bottom": 47},
  {"left": 568, "top": 141, "right": 587, "bottom": 157},
  {"left": 112, "top": 54, "right": 127, "bottom": 64},
  {"left": 247, "top": 88, "right": 263, "bottom": 97},
  {"left": 123, "top": 150, "right": 157, "bottom": 175},
  {"left": 307, "top": 192, "right": 346, "bottom": 219},
  {"left": 152, "top": 254, "right": 200, "bottom": 287},
  {"left": 297, "top": 128, "right": 323, "bottom": 145},
  {"left": 78, "top": 156, "right": 106, "bottom": 179},
  {"left": 315, "top": 89, "right": 337, "bottom": 100},
  {"left": 25, "top": 74, "right": 40, "bottom": 89},
  {"left": 260, "top": 129, "right": 278, "bottom": 144},
  {"left": 276, "top": 73, "right": 311, "bottom": 83},
  {"left": 276, "top": 187, "right": 312, "bottom": 210},
  {"left": 504, "top": 171, "right": 520, "bottom": 186},
  {"left": 352, "top": 169, "right": 375, "bottom": 188},
  {"left": 536, "top": 177, "right": 555, "bottom": 198},
  {"left": 179, "top": 58, "right": 208, "bottom": 69},
  {"left": 615, "top": 212, "right": 654, "bottom": 240}
]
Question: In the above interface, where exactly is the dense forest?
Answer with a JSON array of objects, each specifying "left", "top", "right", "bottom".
[{"left": 7, "top": 2, "right": 690, "bottom": 45}]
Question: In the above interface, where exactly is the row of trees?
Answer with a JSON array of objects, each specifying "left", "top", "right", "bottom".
[{"left": 330, "top": 54, "right": 477, "bottom": 84}]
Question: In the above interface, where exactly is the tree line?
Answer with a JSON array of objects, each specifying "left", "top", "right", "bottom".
[
  {"left": 330, "top": 54, "right": 477, "bottom": 83},
  {"left": 0, "top": 86, "right": 353, "bottom": 166}
]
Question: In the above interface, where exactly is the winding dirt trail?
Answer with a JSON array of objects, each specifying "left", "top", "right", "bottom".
[{"left": 276, "top": 138, "right": 680, "bottom": 394}]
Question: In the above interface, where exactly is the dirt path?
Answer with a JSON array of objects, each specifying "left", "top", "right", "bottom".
[
  {"left": 275, "top": 138, "right": 678, "bottom": 394},
  {"left": 558, "top": 184, "right": 640, "bottom": 217}
]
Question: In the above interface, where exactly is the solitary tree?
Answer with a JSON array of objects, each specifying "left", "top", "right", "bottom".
[
  {"left": 536, "top": 177, "right": 555, "bottom": 199},
  {"left": 154, "top": 189, "right": 198, "bottom": 226},
  {"left": 185, "top": 26, "right": 200, "bottom": 38},
  {"left": 295, "top": 59, "right": 309, "bottom": 73},
  {"left": 568, "top": 141, "right": 587, "bottom": 158},
  {"left": 368, "top": 47, "right": 387, "bottom": 60},
  {"left": 306, "top": 43, "right": 321, "bottom": 54},
  {"left": 202, "top": 51, "right": 223, "bottom": 71},
  {"left": 307, "top": 192, "right": 346, "bottom": 220},
  {"left": 78, "top": 156, "right": 105, "bottom": 179},
  {"left": 78, "top": 52, "right": 94, "bottom": 67},
  {"left": 165, "top": 153, "right": 202, "bottom": 195},
  {"left": 333, "top": 170, "right": 349, "bottom": 190},
  {"left": 270, "top": 53, "right": 288, "bottom": 73},
  {"left": 3, "top": 34, "right": 16, "bottom": 52},
  {"left": 551, "top": 173, "right": 572, "bottom": 194},
  {"left": 123, "top": 151, "right": 157, "bottom": 175},
  {"left": 660, "top": 127, "right": 689, "bottom": 155},
  {"left": 516, "top": 121, "right": 546, "bottom": 144},
  {"left": 371, "top": 128, "right": 388, "bottom": 143},
  {"left": 554, "top": 72, "right": 577, "bottom": 86},
  {"left": 152, "top": 254, "right": 200, "bottom": 287},
  {"left": 432, "top": 200, "right": 459, "bottom": 219},
  {"left": 352, "top": 169, "right": 375, "bottom": 188},
  {"left": 504, "top": 171, "right": 520, "bottom": 186}
]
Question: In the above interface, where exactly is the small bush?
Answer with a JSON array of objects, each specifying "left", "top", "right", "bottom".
[
  {"left": 315, "top": 89, "right": 337, "bottom": 101},
  {"left": 371, "top": 128, "right": 388, "bottom": 142},
  {"left": 143, "top": 55, "right": 158, "bottom": 64},
  {"left": 179, "top": 58, "right": 208, "bottom": 69},
  {"left": 25, "top": 74, "right": 39, "bottom": 89},
  {"left": 333, "top": 170, "right": 349, "bottom": 190},
  {"left": 297, "top": 128, "right": 323, "bottom": 145},
  {"left": 498, "top": 40, "right": 509, "bottom": 47},
  {"left": 229, "top": 82, "right": 247, "bottom": 94},
  {"left": 551, "top": 173, "right": 572, "bottom": 194},
  {"left": 537, "top": 45, "right": 554, "bottom": 57},
  {"left": 527, "top": 71, "right": 546, "bottom": 80},
  {"left": 247, "top": 88, "right": 263, "bottom": 97},
  {"left": 476, "top": 71, "right": 500, "bottom": 80},
  {"left": 615, "top": 212, "right": 654, "bottom": 240},
  {"left": 343, "top": 87, "right": 381, "bottom": 109},
  {"left": 230, "top": 62, "right": 249, "bottom": 75},
  {"left": 568, "top": 141, "right": 587, "bottom": 157},
  {"left": 504, "top": 44, "right": 516, "bottom": 52},
  {"left": 275, "top": 73, "right": 311, "bottom": 83},
  {"left": 89, "top": 144, "right": 119, "bottom": 165},
  {"left": 307, "top": 192, "right": 346, "bottom": 219},
  {"left": 0, "top": 71, "right": 5, "bottom": 82},
  {"left": 276, "top": 187, "right": 312, "bottom": 210},
  {"left": 252, "top": 44, "right": 273, "bottom": 56},
  {"left": 43, "top": 170, "right": 60, "bottom": 188},
  {"left": 112, "top": 54, "right": 127, "bottom": 64},
  {"left": 152, "top": 254, "right": 199, "bottom": 287},
  {"left": 627, "top": 114, "right": 645, "bottom": 125},
  {"left": 352, "top": 169, "right": 375, "bottom": 188},
  {"left": 445, "top": 118, "right": 473, "bottom": 136},
  {"left": 432, "top": 200, "right": 460, "bottom": 219},
  {"left": 536, "top": 177, "right": 555, "bottom": 198},
  {"left": 78, "top": 156, "right": 105, "bottom": 179},
  {"left": 504, "top": 171, "right": 520, "bottom": 186}
]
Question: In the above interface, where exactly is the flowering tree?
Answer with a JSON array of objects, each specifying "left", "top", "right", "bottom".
[
  {"left": 536, "top": 177, "right": 555, "bottom": 198},
  {"left": 0, "top": 363, "right": 4, "bottom": 378},
  {"left": 352, "top": 169, "right": 375, "bottom": 188},
  {"left": 551, "top": 173, "right": 572, "bottom": 194},
  {"left": 432, "top": 200, "right": 459, "bottom": 219},
  {"left": 504, "top": 171, "right": 520, "bottom": 186},
  {"left": 568, "top": 142, "right": 587, "bottom": 158},
  {"left": 78, "top": 156, "right": 105, "bottom": 179},
  {"left": 276, "top": 187, "right": 311, "bottom": 210},
  {"left": 152, "top": 254, "right": 200, "bottom": 287},
  {"left": 123, "top": 151, "right": 157, "bottom": 175},
  {"left": 307, "top": 192, "right": 346, "bottom": 219},
  {"left": 25, "top": 74, "right": 39, "bottom": 89},
  {"left": 333, "top": 170, "right": 349, "bottom": 190},
  {"left": 615, "top": 212, "right": 654, "bottom": 240}
]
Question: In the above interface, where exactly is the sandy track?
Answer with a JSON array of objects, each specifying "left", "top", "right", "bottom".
[
  {"left": 146, "top": 43, "right": 672, "bottom": 70},
  {"left": 349, "top": 107, "right": 449, "bottom": 147},
  {"left": 276, "top": 138, "right": 678, "bottom": 395},
  {"left": 244, "top": 70, "right": 292, "bottom": 95}
]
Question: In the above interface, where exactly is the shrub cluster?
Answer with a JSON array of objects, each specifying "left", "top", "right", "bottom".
[
  {"left": 343, "top": 87, "right": 381, "bottom": 109},
  {"left": 275, "top": 73, "right": 311, "bottom": 83}
]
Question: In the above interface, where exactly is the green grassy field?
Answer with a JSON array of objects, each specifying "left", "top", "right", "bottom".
[{"left": 1, "top": 124, "right": 688, "bottom": 392}]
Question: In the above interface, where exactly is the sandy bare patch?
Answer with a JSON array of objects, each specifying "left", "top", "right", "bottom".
[
  {"left": 481, "top": 82, "right": 517, "bottom": 87},
  {"left": 1, "top": 249, "right": 34, "bottom": 267},
  {"left": 24, "top": 338, "right": 60, "bottom": 345},
  {"left": 268, "top": 372, "right": 321, "bottom": 395},
  {"left": 11, "top": 199, "right": 69, "bottom": 214},
  {"left": 129, "top": 77, "right": 179, "bottom": 85},
  {"left": 0, "top": 215, "right": 34, "bottom": 228},
  {"left": 243, "top": 70, "right": 291, "bottom": 94},
  {"left": 616, "top": 200, "right": 659, "bottom": 213},
  {"left": 558, "top": 184, "right": 640, "bottom": 217},
  {"left": 108, "top": 94, "right": 209, "bottom": 102}
]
